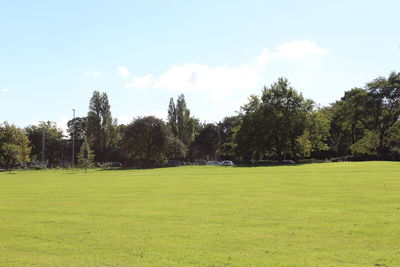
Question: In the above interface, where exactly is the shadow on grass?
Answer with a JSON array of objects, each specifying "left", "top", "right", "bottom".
[
  {"left": 95, "top": 163, "right": 318, "bottom": 171},
  {"left": 96, "top": 167, "right": 163, "bottom": 171},
  {"left": 233, "top": 163, "right": 309, "bottom": 168}
]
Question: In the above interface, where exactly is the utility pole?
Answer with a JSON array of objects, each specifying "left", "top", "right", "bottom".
[
  {"left": 39, "top": 121, "right": 46, "bottom": 165},
  {"left": 42, "top": 128, "right": 45, "bottom": 164},
  {"left": 72, "top": 109, "right": 75, "bottom": 167}
]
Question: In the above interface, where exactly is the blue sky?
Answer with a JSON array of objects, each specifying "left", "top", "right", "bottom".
[{"left": 1, "top": 0, "right": 399, "bottom": 132}]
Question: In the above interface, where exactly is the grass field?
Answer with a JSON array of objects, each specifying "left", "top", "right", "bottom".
[{"left": 0, "top": 162, "right": 399, "bottom": 266}]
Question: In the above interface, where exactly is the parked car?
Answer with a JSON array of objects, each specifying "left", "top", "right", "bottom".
[
  {"left": 282, "top": 160, "right": 296, "bottom": 164},
  {"left": 221, "top": 160, "right": 234, "bottom": 166},
  {"left": 206, "top": 161, "right": 222, "bottom": 166},
  {"left": 104, "top": 162, "right": 123, "bottom": 168}
]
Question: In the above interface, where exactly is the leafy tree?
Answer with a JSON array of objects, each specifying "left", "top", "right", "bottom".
[
  {"left": 191, "top": 123, "right": 220, "bottom": 160},
  {"left": 299, "top": 109, "right": 330, "bottom": 158},
  {"left": 167, "top": 97, "right": 178, "bottom": 136},
  {"left": 217, "top": 116, "right": 241, "bottom": 159},
  {"left": 234, "top": 78, "right": 318, "bottom": 161},
  {"left": 25, "top": 121, "right": 63, "bottom": 166},
  {"left": 350, "top": 130, "right": 379, "bottom": 155},
  {"left": 0, "top": 122, "right": 31, "bottom": 172},
  {"left": 86, "top": 91, "right": 119, "bottom": 162},
  {"left": 121, "top": 116, "right": 171, "bottom": 167},
  {"left": 260, "top": 78, "right": 314, "bottom": 159},
  {"left": 167, "top": 94, "right": 196, "bottom": 147},
  {"left": 365, "top": 72, "right": 400, "bottom": 155},
  {"left": 234, "top": 95, "right": 263, "bottom": 161},
  {"left": 329, "top": 72, "right": 400, "bottom": 157},
  {"left": 67, "top": 117, "right": 87, "bottom": 141},
  {"left": 329, "top": 88, "right": 368, "bottom": 156},
  {"left": 166, "top": 136, "right": 186, "bottom": 159},
  {"left": 77, "top": 138, "right": 94, "bottom": 172}
]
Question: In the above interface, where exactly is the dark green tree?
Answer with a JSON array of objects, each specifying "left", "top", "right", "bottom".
[
  {"left": 25, "top": 121, "right": 63, "bottom": 166},
  {"left": 191, "top": 123, "right": 220, "bottom": 161},
  {"left": 121, "top": 116, "right": 171, "bottom": 167},
  {"left": 365, "top": 72, "right": 400, "bottom": 155},
  {"left": 260, "top": 78, "right": 314, "bottom": 159},
  {"left": 67, "top": 117, "right": 87, "bottom": 141},
  {"left": 329, "top": 88, "right": 368, "bottom": 156},
  {"left": 86, "top": 91, "right": 119, "bottom": 162},
  {"left": 234, "top": 95, "right": 264, "bottom": 162},
  {"left": 0, "top": 122, "right": 31, "bottom": 173},
  {"left": 217, "top": 115, "right": 241, "bottom": 159}
]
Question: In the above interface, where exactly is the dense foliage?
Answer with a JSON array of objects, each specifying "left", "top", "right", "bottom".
[
  {"left": 1, "top": 71, "right": 399, "bottom": 168},
  {"left": 0, "top": 122, "right": 31, "bottom": 171}
]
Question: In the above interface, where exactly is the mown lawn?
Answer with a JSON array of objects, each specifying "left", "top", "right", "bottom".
[{"left": 0, "top": 162, "right": 399, "bottom": 266}]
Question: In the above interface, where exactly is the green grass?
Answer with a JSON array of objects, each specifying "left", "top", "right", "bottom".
[{"left": 0, "top": 162, "right": 399, "bottom": 266}]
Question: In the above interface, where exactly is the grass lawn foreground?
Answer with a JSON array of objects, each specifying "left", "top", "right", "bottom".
[{"left": 0, "top": 162, "right": 399, "bottom": 266}]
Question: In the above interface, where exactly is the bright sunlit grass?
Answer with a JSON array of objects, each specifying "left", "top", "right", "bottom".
[{"left": 0, "top": 162, "right": 399, "bottom": 266}]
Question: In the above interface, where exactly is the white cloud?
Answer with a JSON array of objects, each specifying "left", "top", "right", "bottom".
[
  {"left": 124, "top": 39, "right": 330, "bottom": 102},
  {"left": 116, "top": 115, "right": 133, "bottom": 125},
  {"left": 299, "top": 74, "right": 315, "bottom": 80},
  {"left": 84, "top": 69, "right": 101, "bottom": 77},
  {"left": 275, "top": 39, "right": 331, "bottom": 61},
  {"left": 255, "top": 39, "right": 331, "bottom": 70},
  {"left": 25, "top": 117, "right": 69, "bottom": 135},
  {"left": 254, "top": 48, "right": 273, "bottom": 70},
  {"left": 125, "top": 74, "right": 154, "bottom": 88},
  {"left": 116, "top": 66, "right": 130, "bottom": 78},
  {"left": 55, "top": 116, "right": 69, "bottom": 135},
  {"left": 150, "top": 109, "right": 167, "bottom": 121},
  {"left": 0, "top": 88, "right": 9, "bottom": 92}
]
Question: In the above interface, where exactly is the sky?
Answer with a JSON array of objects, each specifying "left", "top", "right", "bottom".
[{"left": 1, "top": 0, "right": 399, "bottom": 132}]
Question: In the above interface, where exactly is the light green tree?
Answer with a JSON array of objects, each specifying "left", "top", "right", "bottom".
[
  {"left": 0, "top": 122, "right": 31, "bottom": 173},
  {"left": 77, "top": 138, "right": 94, "bottom": 172},
  {"left": 167, "top": 94, "right": 196, "bottom": 147}
]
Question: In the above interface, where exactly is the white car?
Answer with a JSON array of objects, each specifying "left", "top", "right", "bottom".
[
  {"left": 222, "top": 160, "right": 234, "bottom": 166},
  {"left": 206, "top": 161, "right": 222, "bottom": 166}
]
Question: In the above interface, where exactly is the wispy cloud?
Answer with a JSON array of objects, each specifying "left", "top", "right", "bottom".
[
  {"left": 84, "top": 69, "right": 101, "bottom": 77},
  {"left": 124, "top": 39, "right": 331, "bottom": 102},
  {"left": 150, "top": 109, "right": 168, "bottom": 121},
  {"left": 125, "top": 74, "right": 154, "bottom": 88},
  {"left": 275, "top": 39, "right": 331, "bottom": 61},
  {"left": 55, "top": 116, "right": 69, "bottom": 135},
  {"left": 255, "top": 39, "right": 331, "bottom": 70},
  {"left": 116, "top": 66, "right": 130, "bottom": 78},
  {"left": 0, "top": 88, "right": 9, "bottom": 92}
]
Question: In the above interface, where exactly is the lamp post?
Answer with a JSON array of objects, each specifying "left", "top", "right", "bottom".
[
  {"left": 39, "top": 121, "right": 46, "bottom": 165},
  {"left": 72, "top": 109, "right": 75, "bottom": 167}
]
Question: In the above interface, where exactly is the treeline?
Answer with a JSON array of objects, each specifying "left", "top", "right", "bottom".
[{"left": 1, "top": 71, "right": 399, "bottom": 170}]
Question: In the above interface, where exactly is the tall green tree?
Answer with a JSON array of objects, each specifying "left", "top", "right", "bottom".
[
  {"left": 191, "top": 123, "right": 220, "bottom": 161},
  {"left": 235, "top": 78, "right": 318, "bottom": 161},
  {"left": 167, "top": 97, "right": 178, "bottom": 136},
  {"left": 329, "top": 72, "right": 400, "bottom": 157},
  {"left": 67, "top": 117, "right": 87, "bottom": 141},
  {"left": 0, "top": 122, "right": 31, "bottom": 172},
  {"left": 167, "top": 94, "right": 196, "bottom": 147},
  {"left": 365, "top": 72, "right": 400, "bottom": 155},
  {"left": 260, "top": 78, "right": 314, "bottom": 159},
  {"left": 25, "top": 121, "right": 63, "bottom": 166},
  {"left": 329, "top": 88, "right": 368, "bottom": 156},
  {"left": 297, "top": 109, "right": 330, "bottom": 158},
  {"left": 86, "top": 91, "right": 119, "bottom": 162},
  {"left": 217, "top": 116, "right": 241, "bottom": 159},
  {"left": 121, "top": 116, "right": 171, "bottom": 167},
  {"left": 234, "top": 95, "right": 263, "bottom": 161}
]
